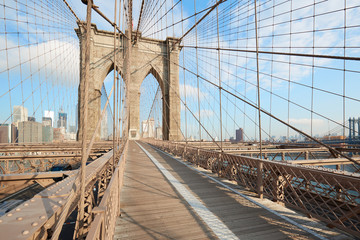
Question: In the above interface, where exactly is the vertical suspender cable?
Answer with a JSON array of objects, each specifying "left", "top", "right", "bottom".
[
  {"left": 181, "top": 0, "right": 187, "bottom": 146},
  {"left": 194, "top": 0, "right": 201, "bottom": 146},
  {"left": 243, "top": 3, "right": 250, "bottom": 141},
  {"left": 76, "top": 0, "right": 92, "bottom": 237},
  {"left": 172, "top": 0, "right": 175, "bottom": 37},
  {"left": 113, "top": 0, "right": 118, "bottom": 169},
  {"left": 216, "top": 1, "right": 223, "bottom": 152},
  {"left": 3, "top": 0, "right": 13, "bottom": 123},
  {"left": 254, "top": 0, "right": 262, "bottom": 157},
  {"left": 311, "top": 0, "right": 315, "bottom": 137},
  {"left": 287, "top": 0, "right": 293, "bottom": 142},
  {"left": 343, "top": 0, "right": 347, "bottom": 138},
  {"left": 254, "top": 0, "right": 263, "bottom": 199},
  {"left": 117, "top": 0, "right": 122, "bottom": 146},
  {"left": 270, "top": 0, "right": 275, "bottom": 140}
]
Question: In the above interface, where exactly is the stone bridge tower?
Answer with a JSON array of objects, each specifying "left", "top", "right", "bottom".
[{"left": 76, "top": 23, "right": 181, "bottom": 141}]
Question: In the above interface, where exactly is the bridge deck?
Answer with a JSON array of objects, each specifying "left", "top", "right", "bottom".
[{"left": 114, "top": 141, "right": 350, "bottom": 240}]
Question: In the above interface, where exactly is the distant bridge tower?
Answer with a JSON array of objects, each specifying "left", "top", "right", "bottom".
[
  {"left": 76, "top": 23, "right": 181, "bottom": 141},
  {"left": 348, "top": 117, "right": 360, "bottom": 139}
]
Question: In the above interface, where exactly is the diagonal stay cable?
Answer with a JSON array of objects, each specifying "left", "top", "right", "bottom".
[{"left": 138, "top": 41, "right": 360, "bottom": 169}]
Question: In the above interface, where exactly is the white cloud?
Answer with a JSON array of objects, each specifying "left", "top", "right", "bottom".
[
  {"left": 0, "top": 36, "right": 79, "bottom": 86},
  {"left": 179, "top": 83, "right": 207, "bottom": 99}
]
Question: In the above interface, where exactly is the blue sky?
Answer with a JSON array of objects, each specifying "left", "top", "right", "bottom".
[{"left": 1, "top": 0, "right": 360, "bottom": 141}]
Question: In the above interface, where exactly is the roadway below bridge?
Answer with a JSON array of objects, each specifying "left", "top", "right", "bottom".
[{"left": 115, "top": 141, "right": 352, "bottom": 240}]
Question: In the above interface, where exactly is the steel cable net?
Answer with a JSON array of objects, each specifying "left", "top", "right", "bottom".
[
  {"left": 137, "top": 0, "right": 360, "bottom": 146},
  {"left": 0, "top": 0, "right": 79, "bottom": 144},
  {"left": 0, "top": 0, "right": 359, "bottom": 239},
  {"left": 138, "top": 1, "right": 360, "bottom": 235}
]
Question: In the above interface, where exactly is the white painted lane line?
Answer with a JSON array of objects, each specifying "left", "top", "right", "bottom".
[
  {"left": 150, "top": 144, "right": 328, "bottom": 240},
  {"left": 136, "top": 141, "right": 239, "bottom": 240}
]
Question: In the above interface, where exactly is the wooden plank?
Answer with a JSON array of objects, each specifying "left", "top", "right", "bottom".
[{"left": 114, "top": 141, "right": 213, "bottom": 239}]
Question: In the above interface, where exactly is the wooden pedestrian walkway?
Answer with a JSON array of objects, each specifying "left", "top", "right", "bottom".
[{"left": 114, "top": 141, "right": 351, "bottom": 240}]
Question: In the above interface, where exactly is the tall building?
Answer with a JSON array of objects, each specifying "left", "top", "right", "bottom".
[
  {"left": 142, "top": 118, "right": 155, "bottom": 138},
  {"left": 42, "top": 126, "right": 53, "bottom": 143},
  {"left": 57, "top": 110, "right": 67, "bottom": 131},
  {"left": 42, "top": 117, "right": 53, "bottom": 142},
  {"left": 44, "top": 110, "right": 54, "bottom": 127},
  {"left": 236, "top": 128, "right": 244, "bottom": 142},
  {"left": 0, "top": 124, "right": 10, "bottom": 143},
  {"left": 42, "top": 117, "right": 52, "bottom": 127},
  {"left": 13, "top": 106, "right": 28, "bottom": 124},
  {"left": 18, "top": 121, "right": 42, "bottom": 143},
  {"left": 0, "top": 124, "right": 17, "bottom": 143}
]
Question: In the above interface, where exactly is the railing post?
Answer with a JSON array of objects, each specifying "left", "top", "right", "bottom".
[
  {"left": 183, "top": 145, "right": 187, "bottom": 159},
  {"left": 257, "top": 161, "right": 263, "bottom": 199},
  {"left": 272, "top": 172, "right": 285, "bottom": 206},
  {"left": 197, "top": 148, "right": 200, "bottom": 166},
  {"left": 218, "top": 152, "right": 222, "bottom": 176}
]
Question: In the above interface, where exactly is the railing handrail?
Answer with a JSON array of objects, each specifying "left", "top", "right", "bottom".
[
  {"left": 146, "top": 139, "right": 360, "bottom": 237},
  {"left": 86, "top": 140, "right": 128, "bottom": 240}
]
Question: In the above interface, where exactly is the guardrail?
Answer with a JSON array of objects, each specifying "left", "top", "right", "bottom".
[
  {"left": 0, "top": 147, "right": 111, "bottom": 174},
  {"left": 86, "top": 141, "right": 128, "bottom": 240},
  {"left": 0, "top": 141, "right": 126, "bottom": 240},
  {"left": 146, "top": 139, "right": 360, "bottom": 238}
]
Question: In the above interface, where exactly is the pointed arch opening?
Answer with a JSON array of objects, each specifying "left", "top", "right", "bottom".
[
  {"left": 139, "top": 68, "right": 164, "bottom": 139},
  {"left": 100, "top": 62, "right": 125, "bottom": 140}
]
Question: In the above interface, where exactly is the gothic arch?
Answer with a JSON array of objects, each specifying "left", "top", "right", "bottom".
[{"left": 77, "top": 22, "right": 181, "bottom": 141}]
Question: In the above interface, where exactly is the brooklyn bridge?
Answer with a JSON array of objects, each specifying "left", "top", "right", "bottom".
[{"left": 0, "top": 0, "right": 360, "bottom": 239}]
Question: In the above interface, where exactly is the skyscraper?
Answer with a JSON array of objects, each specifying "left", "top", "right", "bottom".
[
  {"left": 42, "top": 117, "right": 53, "bottom": 143},
  {"left": 18, "top": 121, "right": 42, "bottom": 143},
  {"left": 44, "top": 110, "right": 54, "bottom": 127},
  {"left": 236, "top": 128, "right": 244, "bottom": 142},
  {"left": 42, "top": 117, "right": 52, "bottom": 127},
  {"left": 0, "top": 124, "right": 17, "bottom": 143},
  {"left": 57, "top": 110, "right": 67, "bottom": 131},
  {"left": 142, "top": 118, "right": 155, "bottom": 138},
  {"left": 13, "top": 106, "right": 28, "bottom": 124}
]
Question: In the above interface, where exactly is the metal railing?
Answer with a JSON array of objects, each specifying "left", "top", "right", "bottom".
[
  {"left": 0, "top": 141, "right": 127, "bottom": 239},
  {"left": 86, "top": 141, "right": 128, "bottom": 240},
  {"left": 0, "top": 143, "right": 112, "bottom": 174},
  {"left": 146, "top": 139, "right": 360, "bottom": 238}
]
